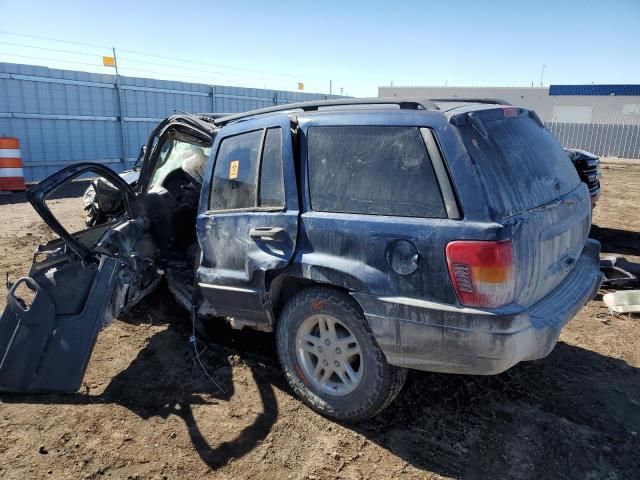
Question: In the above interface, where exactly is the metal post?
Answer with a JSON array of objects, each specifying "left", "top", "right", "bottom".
[
  {"left": 629, "top": 115, "right": 640, "bottom": 159},
  {"left": 330, "top": 80, "right": 332, "bottom": 95},
  {"left": 622, "top": 116, "right": 630, "bottom": 158},
  {"left": 210, "top": 85, "right": 216, "bottom": 113},
  {"left": 112, "top": 47, "right": 128, "bottom": 167},
  {"left": 577, "top": 116, "right": 586, "bottom": 151}
]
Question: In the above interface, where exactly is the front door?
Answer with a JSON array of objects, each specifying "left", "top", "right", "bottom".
[
  {"left": 0, "top": 163, "right": 157, "bottom": 393},
  {"left": 196, "top": 116, "right": 299, "bottom": 328}
]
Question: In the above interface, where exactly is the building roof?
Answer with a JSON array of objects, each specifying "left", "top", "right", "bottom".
[{"left": 549, "top": 85, "right": 640, "bottom": 96}]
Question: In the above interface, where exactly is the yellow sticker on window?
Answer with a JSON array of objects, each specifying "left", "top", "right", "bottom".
[{"left": 229, "top": 160, "right": 239, "bottom": 179}]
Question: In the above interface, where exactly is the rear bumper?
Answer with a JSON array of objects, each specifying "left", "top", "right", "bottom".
[{"left": 353, "top": 239, "right": 603, "bottom": 375}]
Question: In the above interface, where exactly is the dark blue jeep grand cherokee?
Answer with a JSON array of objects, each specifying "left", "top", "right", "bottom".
[{"left": 0, "top": 98, "right": 603, "bottom": 421}]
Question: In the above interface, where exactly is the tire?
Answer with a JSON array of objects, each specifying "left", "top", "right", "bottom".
[{"left": 276, "top": 286, "right": 407, "bottom": 422}]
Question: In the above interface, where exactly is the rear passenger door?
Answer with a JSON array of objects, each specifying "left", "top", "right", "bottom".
[{"left": 196, "top": 116, "right": 298, "bottom": 327}]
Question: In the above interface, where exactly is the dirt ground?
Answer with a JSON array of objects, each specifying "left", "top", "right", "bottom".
[{"left": 0, "top": 167, "right": 639, "bottom": 480}]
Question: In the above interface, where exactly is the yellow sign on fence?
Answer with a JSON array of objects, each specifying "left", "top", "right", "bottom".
[
  {"left": 297, "top": 82, "right": 304, "bottom": 91},
  {"left": 102, "top": 56, "right": 116, "bottom": 67}
]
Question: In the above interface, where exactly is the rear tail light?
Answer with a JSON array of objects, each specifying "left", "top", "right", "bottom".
[{"left": 446, "top": 240, "right": 515, "bottom": 308}]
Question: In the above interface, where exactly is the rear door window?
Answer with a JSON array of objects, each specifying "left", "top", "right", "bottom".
[
  {"left": 307, "top": 126, "right": 446, "bottom": 218},
  {"left": 258, "top": 128, "right": 285, "bottom": 208},
  {"left": 458, "top": 114, "right": 581, "bottom": 217}
]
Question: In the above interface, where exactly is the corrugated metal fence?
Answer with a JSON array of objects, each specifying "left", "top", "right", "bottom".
[
  {"left": 0, "top": 62, "right": 343, "bottom": 181},
  {"left": 543, "top": 112, "right": 640, "bottom": 159}
]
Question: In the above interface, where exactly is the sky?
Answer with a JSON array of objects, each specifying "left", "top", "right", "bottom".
[{"left": 0, "top": 0, "right": 638, "bottom": 97}]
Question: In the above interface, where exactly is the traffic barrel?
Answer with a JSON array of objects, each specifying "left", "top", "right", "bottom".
[{"left": 0, "top": 137, "right": 26, "bottom": 192}]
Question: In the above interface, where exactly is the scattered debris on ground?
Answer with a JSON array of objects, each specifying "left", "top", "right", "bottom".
[{"left": 604, "top": 290, "right": 640, "bottom": 314}]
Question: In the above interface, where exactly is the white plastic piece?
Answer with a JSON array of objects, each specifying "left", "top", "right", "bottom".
[{"left": 603, "top": 290, "right": 640, "bottom": 314}]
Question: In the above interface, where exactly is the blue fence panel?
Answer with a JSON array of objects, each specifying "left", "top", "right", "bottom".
[{"left": 0, "top": 62, "right": 344, "bottom": 181}]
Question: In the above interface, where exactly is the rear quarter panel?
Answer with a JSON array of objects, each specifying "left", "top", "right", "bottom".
[{"left": 291, "top": 112, "right": 504, "bottom": 304}]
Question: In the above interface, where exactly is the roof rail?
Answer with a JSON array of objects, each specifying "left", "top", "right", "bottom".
[
  {"left": 430, "top": 98, "right": 513, "bottom": 106},
  {"left": 213, "top": 97, "right": 439, "bottom": 126}
]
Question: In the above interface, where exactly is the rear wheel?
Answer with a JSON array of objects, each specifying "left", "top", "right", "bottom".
[{"left": 276, "top": 287, "right": 406, "bottom": 422}]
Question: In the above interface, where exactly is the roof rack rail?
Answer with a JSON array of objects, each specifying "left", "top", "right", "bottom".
[
  {"left": 430, "top": 97, "right": 512, "bottom": 106},
  {"left": 214, "top": 97, "right": 439, "bottom": 126}
]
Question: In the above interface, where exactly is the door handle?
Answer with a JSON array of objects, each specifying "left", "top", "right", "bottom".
[{"left": 249, "top": 227, "right": 286, "bottom": 240}]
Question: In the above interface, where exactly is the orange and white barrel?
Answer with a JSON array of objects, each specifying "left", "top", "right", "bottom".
[{"left": 0, "top": 137, "right": 26, "bottom": 192}]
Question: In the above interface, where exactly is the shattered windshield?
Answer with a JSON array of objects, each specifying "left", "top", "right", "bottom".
[{"left": 147, "top": 140, "right": 211, "bottom": 190}]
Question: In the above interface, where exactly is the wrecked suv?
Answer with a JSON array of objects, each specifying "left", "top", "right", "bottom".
[{"left": 0, "top": 98, "right": 603, "bottom": 421}]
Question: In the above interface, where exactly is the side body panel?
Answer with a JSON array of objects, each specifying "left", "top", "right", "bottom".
[{"left": 290, "top": 111, "right": 502, "bottom": 302}]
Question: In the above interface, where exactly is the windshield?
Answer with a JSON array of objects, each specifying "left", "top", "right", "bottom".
[{"left": 147, "top": 139, "right": 211, "bottom": 190}]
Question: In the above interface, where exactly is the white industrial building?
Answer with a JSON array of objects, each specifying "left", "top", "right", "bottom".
[{"left": 378, "top": 85, "right": 640, "bottom": 124}]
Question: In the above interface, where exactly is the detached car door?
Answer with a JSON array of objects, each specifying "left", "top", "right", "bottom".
[
  {"left": 196, "top": 116, "right": 299, "bottom": 329},
  {"left": 0, "top": 163, "right": 159, "bottom": 393}
]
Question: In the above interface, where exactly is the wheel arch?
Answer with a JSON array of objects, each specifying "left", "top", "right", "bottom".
[{"left": 269, "top": 275, "right": 365, "bottom": 321}]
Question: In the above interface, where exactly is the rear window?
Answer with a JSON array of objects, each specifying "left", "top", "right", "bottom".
[
  {"left": 459, "top": 115, "right": 580, "bottom": 217},
  {"left": 307, "top": 126, "right": 446, "bottom": 218}
]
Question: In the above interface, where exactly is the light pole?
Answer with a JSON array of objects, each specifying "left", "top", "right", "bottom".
[{"left": 112, "top": 47, "right": 128, "bottom": 167}]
